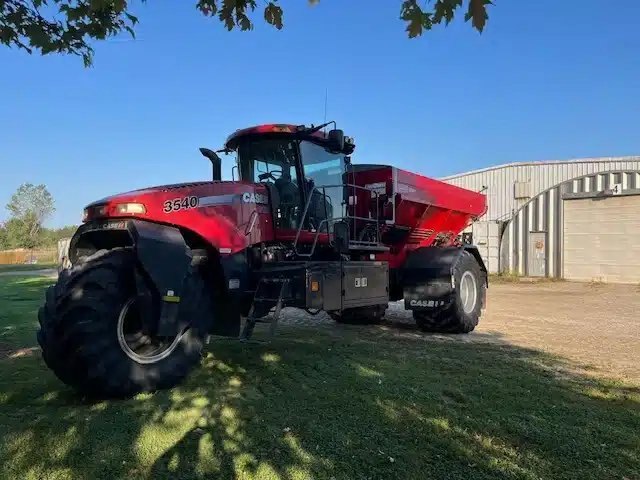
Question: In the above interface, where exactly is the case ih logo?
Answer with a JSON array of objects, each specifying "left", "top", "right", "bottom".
[
  {"left": 410, "top": 300, "right": 445, "bottom": 308},
  {"left": 242, "top": 192, "right": 268, "bottom": 204}
]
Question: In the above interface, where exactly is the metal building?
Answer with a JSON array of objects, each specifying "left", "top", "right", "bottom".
[{"left": 440, "top": 156, "right": 640, "bottom": 282}]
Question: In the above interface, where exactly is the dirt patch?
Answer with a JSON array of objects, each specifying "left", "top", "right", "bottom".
[
  {"left": 477, "top": 281, "right": 640, "bottom": 382},
  {"left": 0, "top": 343, "right": 38, "bottom": 360}
]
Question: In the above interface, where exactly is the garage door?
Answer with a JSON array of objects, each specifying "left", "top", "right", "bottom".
[{"left": 563, "top": 194, "right": 640, "bottom": 283}]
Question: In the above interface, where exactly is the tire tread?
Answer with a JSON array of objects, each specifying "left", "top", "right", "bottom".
[
  {"left": 38, "top": 248, "right": 212, "bottom": 398},
  {"left": 413, "top": 251, "right": 485, "bottom": 334}
]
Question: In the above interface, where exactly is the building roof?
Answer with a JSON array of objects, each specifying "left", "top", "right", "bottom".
[{"left": 440, "top": 155, "right": 640, "bottom": 181}]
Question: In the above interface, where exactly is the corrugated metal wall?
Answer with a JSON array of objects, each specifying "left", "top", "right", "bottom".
[
  {"left": 441, "top": 157, "right": 640, "bottom": 221},
  {"left": 499, "top": 170, "right": 640, "bottom": 276},
  {"left": 440, "top": 157, "right": 640, "bottom": 276}
]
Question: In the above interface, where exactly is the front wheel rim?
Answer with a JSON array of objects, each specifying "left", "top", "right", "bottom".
[
  {"left": 117, "top": 298, "right": 184, "bottom": 364},
  {"left": 460, "top": 271, "right": 478, "bottom": 314}
]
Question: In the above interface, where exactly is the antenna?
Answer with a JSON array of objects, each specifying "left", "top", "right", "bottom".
[{"left": 323, "top": 88, "right": 328, "bottom": 131}]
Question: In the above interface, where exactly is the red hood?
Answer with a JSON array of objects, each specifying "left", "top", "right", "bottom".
[
  {"left": 84, "top": 181, "right": 274, "bottom": 254},
  {"left": 87, "top": 181, "right": 229, "bottom": 206}
]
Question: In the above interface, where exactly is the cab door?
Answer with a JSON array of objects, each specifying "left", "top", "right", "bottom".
[{"left": 237, "top": 139, "right": 307, "bottom": 240}]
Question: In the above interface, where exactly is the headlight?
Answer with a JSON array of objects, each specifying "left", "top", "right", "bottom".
[
  {"left": 83, "top": 205, "right": 108, "bottom": 221},
  {"left": 115, "top": 203, "right": 146, "bottom": 214}
]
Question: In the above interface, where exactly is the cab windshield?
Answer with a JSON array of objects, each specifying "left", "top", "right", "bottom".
[
  {"left": 299, "top": 141, "right": 346, "bottom": 225},
  {"left": 236, "top": 138, "right": 346, "bottom": 230},
  {"left": 237, "top": 139, "right": 298, "bottom": 183}
]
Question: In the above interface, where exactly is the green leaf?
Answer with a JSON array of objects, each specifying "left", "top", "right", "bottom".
[
  {"left": 218, "top": 7, "right": 235, "bottom": 30},
  {"left": 237, "top": 13, "right": 252, "bottom": 31},
  {"left": 466, "top": 0, "right": 491, "bottom": 32},
  {"left": 196, "top": 0, "right": 218, "bottom": 17},
  {"left": 82, "top": 52, "right": 93, "bottom": 67},
  {"left": 125, "top": 12, "right": 138, "bottom": 26},
  {"left": 264, "top": 3, "right": 283, "bottom": 30},
  {"left": 433, "top": 0, "right": 462, "bottom": 25},
  {"left": 400, "top": 0, "right": 431, "bottom": 38}
]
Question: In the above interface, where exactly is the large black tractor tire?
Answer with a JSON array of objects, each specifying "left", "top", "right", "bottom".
[
  {"left": 329, "top": 304, "right": 387, "bottom": 325},
  {"left": 413, "top": 251, "right": 485, "bottom": 334},
  {"left": 37, "top": 248, "right": 213, "bottom": 398}
]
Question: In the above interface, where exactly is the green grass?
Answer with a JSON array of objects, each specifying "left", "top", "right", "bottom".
[
  {"left": 0, "top": 277, "right": 639, "bottom": 480},
  {"left": 488, "top": 273, "right": 521, "bottom": 284},
  {"left": 0, "top": 263, "right": 56, "bottom": 273},
  {"left": 489, "top": 272, "right": 564, "bottom": 284}
]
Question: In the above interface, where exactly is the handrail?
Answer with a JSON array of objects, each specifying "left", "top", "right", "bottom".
[{"left": 293, "top": 182, "right": 383, "bottom": 257}]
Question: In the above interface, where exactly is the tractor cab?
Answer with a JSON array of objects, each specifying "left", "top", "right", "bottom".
[{"left": 225, "top": 124, "right": 355, "bottom": 245}]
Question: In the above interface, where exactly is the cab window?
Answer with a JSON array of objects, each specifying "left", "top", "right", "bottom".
[{"left": 238, "top": 140, "right": 302, "bottom": 229}]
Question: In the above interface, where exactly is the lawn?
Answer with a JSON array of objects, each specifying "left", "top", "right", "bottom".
[
  {"left": 0, "top": 263, "right": 56, "bottom": 273},
  {"left": 0, "top": 277, "right": 638, "bottom": 480}
]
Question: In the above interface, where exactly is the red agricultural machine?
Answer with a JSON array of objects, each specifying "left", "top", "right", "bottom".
[{"left": 38, "top": 123, "right": 487, "bottom": 397}]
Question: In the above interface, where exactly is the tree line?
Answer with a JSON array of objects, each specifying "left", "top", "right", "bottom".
[{"left": 0, "top": 183, "right": 76, "bottom": 250}]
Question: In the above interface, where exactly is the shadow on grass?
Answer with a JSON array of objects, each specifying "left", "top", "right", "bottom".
[
  {"left": 0, "top": 277, "right": 638, "bottom": 479},
  {"left": 0, "top": 326, "right": 639, "bottom": 480}
]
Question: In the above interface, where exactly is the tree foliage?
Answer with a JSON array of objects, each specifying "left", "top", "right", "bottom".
[
  {"left": 0, "top": 221, "right": 76, "bottom": 250},
  {"left": 400, "top": 0, "right": 492, "bottom": 38},
  {"left": 1, "top": 217, "right": 35, "bottom": 249},
  {"left": 40, "top": 224, "right": 77, "bottom": 246},
  {"left": 0, "top": 224, "right": 7, "bottom": 250},
  {"left": 5, "top": 183, "right": 55, "bottom": 249},
  {"left": 1, "top": 0, "right": 493, "bottom": 66}
]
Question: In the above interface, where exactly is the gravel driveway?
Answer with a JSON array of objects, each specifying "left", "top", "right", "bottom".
[
  {"left": 277, "top": 281, "right": 640, "bottom": 382},
  {"left": 6, "top": 268, "right": 636, "bottom": 382}
]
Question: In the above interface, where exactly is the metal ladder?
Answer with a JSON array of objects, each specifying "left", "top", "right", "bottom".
[{"left": 240, "top": 277, "right": 290, "bottom": 342}]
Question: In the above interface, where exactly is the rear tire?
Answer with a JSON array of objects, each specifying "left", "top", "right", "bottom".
[
  {"left": 37, "top": 248, "right": 213, "bottom": 398},
  {"left": 330, "top": 305, "right": 387, "bottom": 325},
  {"left": 413, "top": 251, "right": 484, "bottom": 333}
]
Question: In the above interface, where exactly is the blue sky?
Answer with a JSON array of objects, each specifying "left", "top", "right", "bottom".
[{"left": 1, "top": 0, "right": 639, "bottom": 227}]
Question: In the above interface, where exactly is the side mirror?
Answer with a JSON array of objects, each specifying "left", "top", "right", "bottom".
[
  {"left": 328, "top": 129, "right": 345, "bottom": 152},
  {"left": 199, "top": 148, "right": 222, "bottom": 181}
]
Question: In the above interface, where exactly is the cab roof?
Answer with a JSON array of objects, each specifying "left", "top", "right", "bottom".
[{"left": 224, "top": 124, "right": 332, "bottom": 151}]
